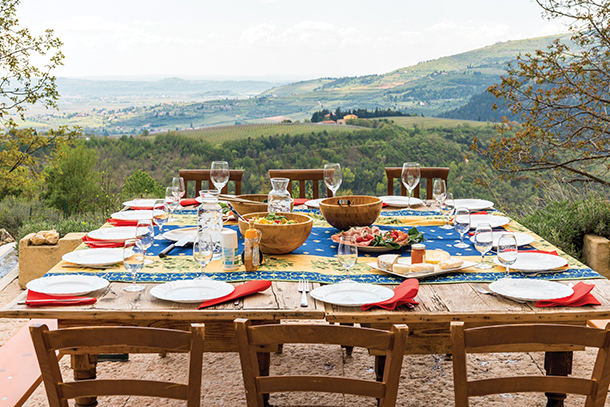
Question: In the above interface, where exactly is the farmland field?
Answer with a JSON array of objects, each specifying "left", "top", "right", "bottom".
[{"left": 389, "top": 116, "right": 491, "bottom": 129}]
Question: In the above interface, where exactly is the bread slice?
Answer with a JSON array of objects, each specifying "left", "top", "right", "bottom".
[
  {"left": 425, "top": 249, "right": 451, "bottom": 264},
  {"left": 377, "top": 254, "right": 400, "bottom": 271}
]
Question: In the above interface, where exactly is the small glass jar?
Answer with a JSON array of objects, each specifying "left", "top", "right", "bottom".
[{"left": 411, "top": 243, "right": 426, "bottom": 264}]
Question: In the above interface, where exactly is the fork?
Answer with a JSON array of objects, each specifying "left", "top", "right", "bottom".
[{"left": 299, "top": 280, "right": 310, "bottom": 307}]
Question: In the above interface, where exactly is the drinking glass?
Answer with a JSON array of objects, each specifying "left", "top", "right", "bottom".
[
  {"left": 165, "top": 186, "right": 179, "bottom": 222},
  {"left": 135, "top": 219, "right": 154, "bottom": 265},
  {"left": 433, "top": 179, "right": 447, "bottom": 213},
  {"left": 453, "top": 207, "right": 470, "bottom": 248},
  {"left": 401, "top": 162, "right": 420, "bottom": 209},
  {"left": 210, "top": 161, "right": 229, "bottom": 193},
  {"left": 324, "top": 163, "right": 342, "bottom": 197},
  {"left": 123, "top": 239, "right": 145, "bottom": 292},
  {"left": 193, "top": 231, "right": 214, "bottom": 280},
  {"left": 337, "top": 235, "right": 358, "bottom": 283},
  {"left": 152, "top": 200, "right": 168, "bottom": 240},
  {"left": 440, "top": 192, "right": 454, "bottom": 230},
  {"left": 474, "top": 223, "right": 493, "bottom": 269},
  {"left": 497, "top": 233, "right": 518, "bottom": 276},
  {"left": 172, "top": 177, "right": 185, "bottom": 201}
]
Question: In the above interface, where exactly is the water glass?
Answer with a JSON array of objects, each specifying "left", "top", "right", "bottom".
[
  {"left": 474, "top": 223, "right": 493, "bottom": 269},
  {"left": 324, "top": 163, "right": 342, "bottom": 197},
  {"left": 453, "top": 207, "right": 470, "bottom": 248},
  {"left": 433, "top": 179, "right": 447, "bottom": 213},
  {"left": 497, "top": 233, "right": 518, "bottom": 276},
  {"left": 211, "top": 161, "right": 229, "bottom": 193},
  {"left": 401, "top": 162, "right": 420, "bottom": 209},
  {"left": 172, "top": 177, "right": 185, "bottom": 201},
  {"left": 123, "top": 239, "right": 145, "bottom": 292},
  {"left": 136, "top": 219, "right": 154, "bottom": 265},
  {"left": 165, "top": 186, "right": 179, "bottom": 222},
  {"left": 440, "top": 192, "right": 454, "bottom": 230},
  {"left": 337, "top": 235, "right": 358, "bottom": 283},
  {"left": 193, "top": 231, "right": 214, "bottom": 280},
  {"left": 152, "top": 199, "right": 168, "bottom": 239}
]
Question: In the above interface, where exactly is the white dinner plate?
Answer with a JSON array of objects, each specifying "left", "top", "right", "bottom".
[
  {"left": 87, "top": 226, "right": 140, "bottom": 241},
  {"left": 110, "top": 210, "right": 163, "bottom": 221},
  {"left": 493, "top": 252, "right": 568, "bottom": 272},
  {"left": 27, "top": 275, "right": 109, "bottom": 296},
  {"left": 162, "top": 227, "right": 198, "bottom": 243},
  {"left": 470, "top": 232, "right": 535, "bottom": 248},
  {"left": 63, "top": 248, "right": 127, "bottom": 266},
  {"left": 150, "top": 280, "right": 235, "bottom": 303},
  {"left": 456, "top": 214, "right": 510, "bottom": 229},
  {"left": 367, "top": 258, "right": 476, "bottom": 279},
  {"left": 123, "top": 199, "right": 161, "bottom": 208},
  {"left": 489, "top": 278, "right": 573, "bottom": 302},
  {"left": 448, "top": 199, "right": 494, "bottom": 211},
  {"left": 379, "top": 196, "right": 424, "bottom": 208},
  {"left": 305, "top": 198, "right": 324, "bottom": 209},
  {"left": 310, "top": 283, "right": 394, "bottom": 307}
]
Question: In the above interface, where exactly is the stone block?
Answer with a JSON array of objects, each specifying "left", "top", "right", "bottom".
[
  {"left": 18, "top": 232, "right": 86, "bottom": 289},
  {"left": 583, "top": 234, "right": 610, "bottom": 279}
]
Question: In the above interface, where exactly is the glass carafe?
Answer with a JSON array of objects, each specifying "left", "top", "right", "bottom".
[
  {"left": 267, "top": 178, "right": 292, "bottom": 213},
  {"left": 197, "top": 189, "right": 223, "bottom": 260}
]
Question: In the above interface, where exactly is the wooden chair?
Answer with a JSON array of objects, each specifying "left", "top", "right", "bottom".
[
  {"left": 30, "top": 324, "right": 205, "bottom": 407},
  {"left": 268, "top": 169, "right": 332, "bottom": 199},
  {"left": 385, "top": 167, "right": 449, "bottom": 199},
  {"left": 235, "top": 319, "right": 408, "bottom": 407},
  {"left": 179, "top": 169, "right": 244, "bottom": 197},
  {"left": 450, "top": 321, "right": 610, "bottom": 407}
]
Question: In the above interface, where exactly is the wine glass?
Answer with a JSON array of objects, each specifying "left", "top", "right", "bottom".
[
  {"left": 210, "top": 161, "right": 229, "bottom": 193},
  {"left": 497, "top": 233, "right": 518, "bottom": 277},
  {"left": 401, "top": 162, "right": 421, "bottom": 209},
  {"left": 453, "top": 207, "right": 470, "bottom": 248},
  {"left": 165, "top": 186, "right": 179, "bottom": 222},
  {"left": 172, "top": 177, "right": 185, "bottom": 201},
  {"left": 123, "top": 239, "right": 145, "bottom": 292},
  {"left": 440, "top": 192, "right": 454, "bottom": 230},
  {"left": 433, "top": 179, "right": 447, "bottom": 213},
  {"left": 152, "top": 200, "right": 168, "bottom": 240},
  {"left": 474, "top": 223, "right": 493, "bottom": 269},
  {"left": 135, "top": 219, "right": 154, "bottom": 265},
  {"left": 337, "top": 235, "right": 358, "bottom": 283},
  {"left": 324, "top": 163, "right": 342, "bottom": 197},
  {"left": 193, "top": 231, "right": 214, "bottom": 280}
]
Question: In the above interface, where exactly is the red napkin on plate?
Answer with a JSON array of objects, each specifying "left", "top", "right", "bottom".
[
  {"left": 82, "top": 236, "right": 124, "bottom": 248},
  {"left": 293, "top": 198, "right": 308, "bottom": 206},
  {"left": 382, "top": 203, "right": 389, "bottom": 207},
  {"left": 107, "top": 218, "right": 139, "bottom": 227},
  {"left": 361, "top": 279, "right": 419, "bottom": 311},
  {"left": 535, "top": 282, "right": 600, "bottom": 307},
  {"left": 471, "top": 211, "right": 488, "bottom": 215},
  {"left": 25, "top": 290, "right": 97, "bottom": 307},
  {"left": 180, "top": 198, "right": 199, "bottom": 207},
  {"left": 522, "top": 249, "right": 559, "bottom": 255},
  {"left": 198, "top": 280, "right": 272, "bottom": 309}
]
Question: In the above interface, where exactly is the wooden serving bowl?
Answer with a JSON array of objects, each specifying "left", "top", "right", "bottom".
[
  {"left": 319, "top": 196, "right": 382, "bottom": 230},
  {"left": 231, "top": 194, "right": 294, "bottom": 216},
  {"left": 238, "top": 212, "right": 313, "bottom": 254}
]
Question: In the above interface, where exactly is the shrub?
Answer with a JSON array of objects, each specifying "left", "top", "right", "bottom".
[
  {"left": 123, "top": 169, "right": 165, "bottom": 199},
  {"left": 0, "top": 196, "right": 56, "bottom": 239}
]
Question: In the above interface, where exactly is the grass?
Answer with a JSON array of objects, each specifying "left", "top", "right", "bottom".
[{"left": 389, "top": 116, "right": 491, "bottom": 129}]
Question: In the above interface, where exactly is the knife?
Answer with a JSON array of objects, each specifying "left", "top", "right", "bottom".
[{"left": 159, "top": 234, "right": 192, "bottom": 258}]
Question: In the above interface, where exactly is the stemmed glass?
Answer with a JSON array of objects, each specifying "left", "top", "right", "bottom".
[
  {"left": 401, "top": 162, "right": 420, "bottom": 209},
  {"left": 433, "top": 179, "right": 447, "bottom": 213},
  {"left": 474, "top": 223, "right": 493, "bottom": 269},
  {"left": 440, "top": 192, "right": 454, "bottom": 230},
  {"left": 453, "top": 207, "right": 470, "bottom": 248},
  {"left": 123, "top": 239, "right": 145, "bottom": 292},
  {"left": 337, "top": 235, "right": 358, "bottom": 283},
  {"left": 210, "top": 161, "right": 229, "bottom": 193},
  {"left": 165, "top": 187, "right": 179, "bottom": 222},
  {"left": 152, "top": 200, "right": 168, "bottom": 240},
  {"left": 497, "top": 233, "right": 518, "bottom": 277},
  {"left": 172, "top": 177, "right": 185, "bottom": 201},
  {"left": 324, "top": 163, "right": 342, "bottom": 197},
  {"left": 193, "top": 231, "right": 214, "bottom": 280},
  {"left": 136, "top": 219, "right": 154, "bottom": 265}
]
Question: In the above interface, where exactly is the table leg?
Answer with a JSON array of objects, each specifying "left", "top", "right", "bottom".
[
  {"left": 258, "top": 351, "right": 271, "bottom": 406},
  {"left": 71, "top": 353, "right": 98, "bottom": 407},
  {"left": 544, "top": 351, "right": 573, "bottom": 407}
]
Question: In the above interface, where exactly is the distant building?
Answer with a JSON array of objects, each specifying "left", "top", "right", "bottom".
[
  {"left": 337, "top": 119, "right": 346, "bottom": 125},
  {"left": 322, "top": 120, "right": 336, "bottom": 124},
  {"left": 343, "top": 114, "right": 358, "bottom": 120}
]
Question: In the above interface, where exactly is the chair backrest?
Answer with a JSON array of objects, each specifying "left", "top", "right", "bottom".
[
  {"left": 268, "top": 169, "right": 332, "bottom": 199},
  {"left": 235, "top": 318, "right": 408, "bottom": 407},
  {"left": 30, "top": 324, "right": 205, "bottom": 407},
  {"left": 450, "top": 321, "right": 610, "bottom": 407},
  {"left": 179, "top": 169, "right": 244, "bottom": 197},
  {"left": 385, "top": 167, "right": 449, "bottom": 199}
]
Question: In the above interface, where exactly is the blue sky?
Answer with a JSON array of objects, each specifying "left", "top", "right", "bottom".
[{"left": 18, "top": 0, "right": 568, "bottom": 81}]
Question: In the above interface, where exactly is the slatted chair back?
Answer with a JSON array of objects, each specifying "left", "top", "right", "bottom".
[
  {"left": 179, "top": 169, "right": 244, "bottom": 197},
  {"left": 451, "top": 321, "right": 610, "bottom": 407},
  {"left": 385, "top": 167, "right": 449, "bottom": 199},
  {"left": 268, "top": 169, "right": 332, "bottom": 199},
  {"left": 235, "top": 319, "right": 408, "bottom": 407},
  {"left": 30, "top": 324, "right": 205, "bottom": 407}
]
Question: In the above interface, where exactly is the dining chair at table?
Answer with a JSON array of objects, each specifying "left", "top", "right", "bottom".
[
  {"left": 450, "top": 321, "right": 610, "bottom": 407},
  {"left": 179, "top": 168, "right": 244, "bottom": 197},
  {"left": 235, "top": 318, "right": 408, "bottom": 407},
  {"left": 30, "top": 324, "right": 205, "bottom": 407},
  {"left": 268, "top": 169, "right": 332, "bottom": 199},
  {"left": 385, "top": 167, "right": 449, "bottom": 199}
]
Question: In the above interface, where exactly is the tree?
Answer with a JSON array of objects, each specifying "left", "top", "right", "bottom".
[
  {"left": 123, "top": 170, "right": 164, "bottom": 199},
  {"left": 474, "top": 0, "right": 610, "bottom": 187}
]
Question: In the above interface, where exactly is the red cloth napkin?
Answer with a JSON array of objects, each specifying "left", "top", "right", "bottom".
[
  {"left": 198, "top": 280, "right": 272, "bottom": 309},
  {"left": 535, "top": 282, "right": 600, "bottom": 307},
  {"left": 180, "top": 198, "right": 199, "bottom": 207},
  {"left": 361, "top": 279, "right": 419, "bottom": 311},
  {"left": 294, "top": 198, "right": 308, "bottom": 206},
  {"left": 523, "top": 249, "right": 559, "bottom": 255},
  {"left": 382, "top": 203, "right": 389, "bottom": 207},
  {"left": 471, "top": 211, "right": 489, "bottom": 215},
  {"left": 107, "top": 218, "right": 139, "bottom": 227},
  {"left": 25, "top": 290, "right": 97, "bottom": 307},
  {"left": 82, "top": 236, "right": 124, "bottom": 248}
]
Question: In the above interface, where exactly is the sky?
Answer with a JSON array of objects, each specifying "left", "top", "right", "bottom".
[{"left": 17, "top": 0, "right": 569, "bottom": 81}]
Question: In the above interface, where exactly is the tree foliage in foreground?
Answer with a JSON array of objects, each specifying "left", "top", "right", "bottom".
[{"left": 476, "top": 0, "right": 610, "bottom": 188}]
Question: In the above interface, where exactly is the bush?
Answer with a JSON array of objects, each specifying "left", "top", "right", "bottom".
[
  {"left": 0, "top": 196, "right": 57, "bottom": 239},
  {"left": 123, "top": 169, "right": 165, "bottom": 199}
]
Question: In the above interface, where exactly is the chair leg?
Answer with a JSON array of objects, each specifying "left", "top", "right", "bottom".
[
  {"left": 340, "top": 323, "right": 354, "bottom": 356},
  {"left": 257, "top": 352, "right": 271, "bottom": 406}
]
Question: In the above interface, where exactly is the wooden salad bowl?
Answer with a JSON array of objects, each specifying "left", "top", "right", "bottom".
[
  {"left": 238, "top": 212, "right": 313, "bottom": 254},
  {"left": 231, "top": 194, "right": 294, "bottom": 216},
  {"left": 319, "top": 196, "right": 382, "bottom": 230}
]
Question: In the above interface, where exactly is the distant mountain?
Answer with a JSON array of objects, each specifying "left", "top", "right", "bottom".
[{"left": 438, "top": 90, "right": 517, "bottom": 122}]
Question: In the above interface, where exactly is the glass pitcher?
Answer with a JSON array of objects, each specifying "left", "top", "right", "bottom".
[{"left": 267, "top": 178, "right": 292, "bottom": 213}]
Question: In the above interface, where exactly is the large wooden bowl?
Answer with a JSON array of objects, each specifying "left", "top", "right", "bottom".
[
  {"left": 230, "top": 194, "right": 294, "bottom": 216},
  {"left": 319, "top": 196, "right": 382, "bottom": 230},
  {"left": 238, "top": 212, "right": 313, "bottom": 254}
]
